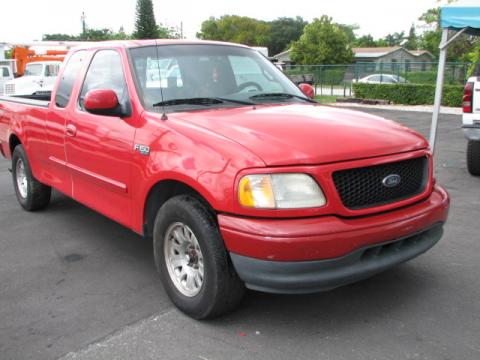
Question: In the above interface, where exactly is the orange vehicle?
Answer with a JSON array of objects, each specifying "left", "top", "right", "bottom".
[{"left": 11, "top": 46, "right": 67, "bottom": 77}]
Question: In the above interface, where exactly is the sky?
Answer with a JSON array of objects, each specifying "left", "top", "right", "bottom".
[{"left": 0, "top": 0, "right": 446, "bottom": 45}]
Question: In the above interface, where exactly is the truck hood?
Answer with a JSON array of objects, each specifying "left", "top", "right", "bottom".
[{"left": 173, "top": 104, "right": 428, "bottom": 166}]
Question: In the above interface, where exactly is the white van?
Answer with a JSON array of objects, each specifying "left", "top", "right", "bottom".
[
  {"left": 0, "top": 65, "right": 13, "bottom": 95},
  {"left": 3, "top": 61, "right": 61, "bottom": 97}
]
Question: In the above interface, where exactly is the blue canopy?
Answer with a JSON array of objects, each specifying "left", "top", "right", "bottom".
[{"left": 441, "top": 0, "right": 480, "bottom": 34}]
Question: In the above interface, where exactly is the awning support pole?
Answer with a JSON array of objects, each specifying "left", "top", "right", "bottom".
[
  {"left": 440, "top": 28, "right": 466, "bottom": 50},
  {"left": 429, "top": 28, "right": 450, "bottom": 152}
]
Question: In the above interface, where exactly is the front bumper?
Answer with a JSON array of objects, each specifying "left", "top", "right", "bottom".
[
  {"left": 219, "top": 185, "right": 449, "bottom": 294},
  {"left": 230, "top": 223, "right": 443, "bottom": 294}
]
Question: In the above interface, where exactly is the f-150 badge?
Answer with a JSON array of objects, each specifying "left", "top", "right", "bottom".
[{"left": 134, "top": 144, "right": 150, "bottom": 155}]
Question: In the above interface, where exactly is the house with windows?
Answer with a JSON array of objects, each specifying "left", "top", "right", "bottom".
[
  {"left": 273, "top": 46, "right": 435, "bottom": 70},
  {"left": 352, "top": 47, "right": 435, "bottom": 72}
]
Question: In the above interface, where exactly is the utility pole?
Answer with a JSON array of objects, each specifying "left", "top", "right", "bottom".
[
  {"left": 180, "top": 22, "right": 184, "bottom": 39},
  {"left": 81, "top": 12, "right": 87, "bottom": 34}
]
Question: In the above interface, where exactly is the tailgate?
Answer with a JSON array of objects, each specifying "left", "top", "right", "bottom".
[{"left": 474, "top": 79, "right": 480, "bottom": 115}]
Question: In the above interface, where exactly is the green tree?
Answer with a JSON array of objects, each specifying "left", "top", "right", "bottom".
[
  {"left": 133, "top": 0, "right": 158, "bottom": 39},
  {"left": 354, "top": 34, "right": 377, "bottom": 47},
  {"left": 466, "top": 46, "right": 480, "bottom": 76},
  {"left": 158, "top": 23, "right": 182, "bottom": 39},
  {"left": 42, "top": 33, "right": 78, "bottom": 41},
  {"left": 79, "top": 28, "right": 118, "bottom": 41},
  {"left": 267, "top": 17, "right": 307, "bottom": 56},
  {"left": 404, "top": 24, "right": 418, "bottom": 50},
  {"left": 43, "top": 27, "right": 130, "bottom": 41},
  {"left": 337, "top": 24, "right": 358, "bottom": 44},
  {"left": 197, "top": 15, "right": 270, "bottom": 46},
  {"left": 383, "top": 32, "right": 405, "bottom": 46},
  {"left": 290, "top": 16, "right": 353, "bottom": 65}
]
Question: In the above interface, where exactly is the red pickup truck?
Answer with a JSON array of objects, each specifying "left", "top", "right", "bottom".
[{"left": 0, "top": 40, "right": 449, "bottom": 319}]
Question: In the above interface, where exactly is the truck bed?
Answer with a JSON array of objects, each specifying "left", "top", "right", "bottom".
[
  {"left": 0, "top": 95, "right": 50, "bottom": 160},
  {"left": 0, "top": 95, "right": 50, "bottom": 107}
]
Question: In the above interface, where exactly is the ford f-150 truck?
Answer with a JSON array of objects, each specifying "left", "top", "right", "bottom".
[{"left": 0, "top": 40, "right": 449, "bottom": 319}]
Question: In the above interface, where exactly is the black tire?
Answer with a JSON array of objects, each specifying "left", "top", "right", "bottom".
[
  {"left": 153, "top": 195, "right": 245, "bottom": 319},
  {"left": 467, "top": 140, "right": 480, "bottom": 176},
  {"left": 12, "top": 145, "right": 51, "bottom": 211}
]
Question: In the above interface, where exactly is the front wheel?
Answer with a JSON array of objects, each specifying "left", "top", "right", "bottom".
[
  {"left": 153, "top": 195, "right": 245, "bottom": 319},
  {"left": 467, "top": 140, "right": 480, "bottom": 176},
  {"left": 12, "top": 145, "right": 51, "bottom": 211}
]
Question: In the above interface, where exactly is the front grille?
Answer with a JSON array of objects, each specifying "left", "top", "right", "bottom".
[
  {"left": 332, "top": 156, "right": 428, "bottom": 210},
  {"left": 5, "top": 83, "right": 14, "bottom": 94}
]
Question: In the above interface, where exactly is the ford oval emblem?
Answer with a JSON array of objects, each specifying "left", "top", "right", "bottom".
[{"left": 382, "top": 174, "right": 401, "bottom": 188}]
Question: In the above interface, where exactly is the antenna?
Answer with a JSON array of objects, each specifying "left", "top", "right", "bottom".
[{"left": 154, "top": 39, "right": 168, "bottom": 120}]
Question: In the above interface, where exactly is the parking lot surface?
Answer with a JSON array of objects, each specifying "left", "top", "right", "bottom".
[{"left": 1, "top": 108, "right": 479, "bottom": 360}]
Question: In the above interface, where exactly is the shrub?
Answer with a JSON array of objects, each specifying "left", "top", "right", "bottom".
[
  {"left": 402, "top": 71, "right": 461, "bottom": 85},
  {"left": 352, "top": 83, "right": 463, "bottom": 107}
]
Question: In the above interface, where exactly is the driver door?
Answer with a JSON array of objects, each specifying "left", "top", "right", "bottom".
[{"left": 65, "top": 49, "right": 136, "bottom": 228}]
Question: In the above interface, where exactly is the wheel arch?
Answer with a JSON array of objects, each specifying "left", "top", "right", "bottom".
[
  {"left": 142, "top": 178, "right": 217, "bottom": 238},
  {"left": 8, "top": 133, "right": 22, "bottom": 157}
]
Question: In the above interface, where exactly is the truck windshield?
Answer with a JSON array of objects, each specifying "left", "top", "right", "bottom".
[
  {"left": 24, "top": 64, "right": 43, "bottom": 76},
  {"left": 129, "top": 44, "right": 309, "bottom": 111}
]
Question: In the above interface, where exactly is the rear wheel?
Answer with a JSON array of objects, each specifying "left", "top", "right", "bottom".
[
  {"left": 153, "top": 195, "right": 245, "bottom": 319},
  {"left": 12, "top": 145, "right": 51, "bottom": 211},
  {"left": 467, "top": 140, "right": 480, "bottom": 176}
]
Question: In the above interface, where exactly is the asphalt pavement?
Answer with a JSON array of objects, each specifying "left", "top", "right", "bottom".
[{"left": 1, "top": 108, "right": 479, "bottom": 360}]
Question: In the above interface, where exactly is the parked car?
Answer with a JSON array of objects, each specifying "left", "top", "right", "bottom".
[
  {"left": 0, "top": 65, "right": 14, "bottom": 95},
  {"left": 0, "top": 40, "right": 449, "bottom": 319},
  {"left": 3, "top": 61, "right": 61, "bottom": 97},
  {"left": 462, "top": 76, "right": 480, "bottom": 175},
  {"left": 355, "top": 74, "right": 408, "bottom": 84}
]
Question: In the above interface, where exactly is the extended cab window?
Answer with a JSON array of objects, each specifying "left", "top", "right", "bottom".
[
  {"left": 55, "top": 51, "right": 86, "bottom": 108},
  {"left": 79, "top": 50, "right": 128, "bottom": 110}
]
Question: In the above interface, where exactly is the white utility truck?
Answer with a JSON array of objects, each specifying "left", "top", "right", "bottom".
[
  {"left": 463, "top": 75, "right": 480, "bottom": 175},
  {"left": 0, "top": 65, "right": 13, "bottom": 95},
  {"left": 3, "top": 61, "right": 61, "bottom": 97}
]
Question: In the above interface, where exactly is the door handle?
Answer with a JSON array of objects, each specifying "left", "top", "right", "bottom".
[{"left": 65, "top": 124, "right": 77, "bottom": 137}]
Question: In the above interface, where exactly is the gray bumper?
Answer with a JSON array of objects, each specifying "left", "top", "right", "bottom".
[
  {"left": 463, "top": 125, "right": 480, "bottom": 141},
  {"left": 230, "top": 224, "right": 444, "bottom": 294}
]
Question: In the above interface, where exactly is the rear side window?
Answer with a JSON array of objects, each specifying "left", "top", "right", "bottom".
[
  {"left": 55, "top": 51, "right": 86, "bottom": 108},
  {"left": 2, "top": 67, "right": 9, "bottom": 77},
  {"left": 79, "top": 50, "right": 128, "bottom": 110}
]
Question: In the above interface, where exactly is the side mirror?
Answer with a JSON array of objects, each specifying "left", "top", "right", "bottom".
[
  {"left": 298, "top": 83, "right": 315, "bottom": 99},
  {"left": 84, "top": 89, "right": 126, "bottom": 117}
]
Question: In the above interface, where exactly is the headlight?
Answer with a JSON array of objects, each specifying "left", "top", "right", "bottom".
[{"left": 238, "top": 173, "right": 326, "bottom": 209}]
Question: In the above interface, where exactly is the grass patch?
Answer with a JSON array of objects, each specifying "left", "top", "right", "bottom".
[{"left": 314, "top": 95, "right": 339, "bottom": 104}]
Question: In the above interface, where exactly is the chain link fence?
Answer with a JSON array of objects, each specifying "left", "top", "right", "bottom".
[{"left": 284, "top": 62, "right": 471, "bottom": 97}]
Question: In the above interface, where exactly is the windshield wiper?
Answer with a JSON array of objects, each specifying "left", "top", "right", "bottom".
[
  {"left": 249, "top": 92, "right": 316, "bottom": 103},
  {"left": 153, "top": 97, "right": 223, "bottom": 107},
  {"left": 153, "top": 97, "right": 255, "bottom": 108},
  {"left": 215, "top": 97, "right": 255, "bottom": 105}
]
